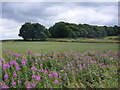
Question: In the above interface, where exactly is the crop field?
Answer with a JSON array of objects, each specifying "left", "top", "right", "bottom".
[{"left": 1, "top": 41, "right": 119, "bottom": 88}]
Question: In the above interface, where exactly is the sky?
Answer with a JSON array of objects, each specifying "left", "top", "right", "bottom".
[{"left": 0, "top": 1, "right": 119, "bottom": 40}]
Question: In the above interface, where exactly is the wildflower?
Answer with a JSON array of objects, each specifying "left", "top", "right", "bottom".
[
  {"left": 63, "top": 78, "right": 66, "bottom": 80},
  {"left": 14, "top": 53, "right": 19, "bottom": 57},
  {"left": 52, "top": 55, "right": 56, "bottom": 58},
  {"left": 26, "top": 83, "right": 31, "bottom": 88},
  {"left": 36, "top": 54, "right": 41, "bottom": 57},
  {"left": 97, "top": 74, "right": 100, "bottom": 76},
  {"left": 54, "top": 80, "right": 59, "bottom": 84},
  {"left": 40, "top": 64, "right": 42, "bottom": 66},
  {"left": 39, "top": 69, "right": 44, "bottom": 72},
  {"left": 72, "top": 67, "right": 75, "bottom": 69},
  {"left": 3, "top": 63, "right": 10, "bottom": 69},
  {"left": 8, "top": 52, "right": 13, "bottom": 55},
  {"left": 44, "top": 70, "right": 48, "bottom": 74},
  {"left": 28, "top": 49, "right": 31, "bottom": 51},
  {"left": 83, "top": 64, "right": 86, "bottom": 66},
  {"left": 0, "top": 58, "right": 4, "bottom": 61},
  {"left": 78, "top": 65, "right": 81, "bottom": 67},
  {"left": 47, "top": 57, "right": 52, "bottom": 60},
  {"left": 76, "top": 69, "right": 79, "bottom": 71},
  {"left": 32, "top": 75, "right": 36, "bottom": 79},
  {"left": 67, "top": 64, "right": 70, "bottom": 66},
  {"left": 21, "top": 60, "right": 26, "bottom": 66},
  {"left": 67, "top": 68, "right": 70, "bottom": 70},
  {"left": 64, "top": 73, "right": 68, "bottom": 76},
  {"left": 11, "top": 79, "right": 16, "bottom": 86},
  {"left": 10, "top": 60, "right": 15, "bottom": 65},
  {"left": 79, "top": 67, "right": 82, "bottom": 71},
  {"left": 31, "top": 66, "right": 37, "bottom": 71},
  {"left": 60, "top": 82, "right": 63, "bottom": 85},
  {"left": 35, "top": 59, "right": 40, "bottom": 62},
  {"left": 4, "top": 74, "right": 9, "bottom": 80},
  {"left": 16, "top": 66, "right": 21, "bottom": 71},
  {"left": 18, "top": 80, "right": 22, "bottom": 83},
  {"left": 52, "top": 72, "right": 58, "bottom": 77},
  {"left": 4, "top": 50, "right": 7, "bottom": 52},
  {"left": 48, "top": 73, "right": 53, "bottom": 78},
  {"left": 1, "top": 81, "right": 9, "bottom": 88},
  {"left": 31, "top": 83, "right": 36, "bottom": 87},
  {"left": 42, "top": 58, "right": 45, "bottom": 60},
  {"left": 58, "top": 75, "right": 62, "bottom": 78},
  {"left": 35, "top": 75, "right": 41, "bottom": 81},
  {"left": 63, "top": 67, "right": 66, "bottom": 69},
  {"left": 98, "top": 63, "right": 103, "bottom": 65},
  {"left": 2, "top": 85, "right": 9, "bottom": 88},
  {"left": 13, "top": 71, "right": 17, "bottom": 77}
]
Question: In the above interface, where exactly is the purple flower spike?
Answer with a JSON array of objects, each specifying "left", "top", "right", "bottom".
[
  {"left": 13, "top": 71, "right": 17, "bottom": 77},
  {"left": 3, "top": 63, "right": 10, "bottom": 70},
  {"left": 79, "top": 67, "right": 82, "bottom": 71},
  {"left": 42, "top": 58, "right": 45, "bottom": 60},
  {"left": 18, "top": 80, "right": 22, "bottom": 83},
  {"left": 63, "top": 67, "right": 66, "bottom": 69},
  {"left": 54, "top": 80, "right": 59, "bottom": 84},
  {"left": 48, "top": 73, "right": 53, "bottom": 78},
  {"left": 16, "top": 66, "right": 21, "bottom": 71},
  {"left": 52, "top": 72, "right": 58, "bottom": 77},
  {"left": 1, "top": 81, "right": 9, "bottom": 88},
  {"left": 31, "top": 66, "right": 37, "bottom": 71},
  {"left": 4, "top": 74, "right": 9, "bottom": 80},
  {"left": 11, "top": 80, "right": 16, "bottom": 86},
  {"left": 44, "top": 70, "right": 48, "bottom": 74},
  {"left": 32, "top": 75, "right": 36, "bottom": 79},
  {"left": 21, "top": 60, "right": 26, "bottom": 66},
  {"left": 35, "top": 76, "right": 41, "bottom": 81},
  {"left": 64, "top": 73, "right": 68, "bottom": 76},
  {"left": 2, "top": 85, "right": 9, "bottom": 88},
  {"left": 4, "top": 50, "right": 7, "bottom": 52},
  {"left": 31, "top": 83, "right": 36, "bottom": 87}
]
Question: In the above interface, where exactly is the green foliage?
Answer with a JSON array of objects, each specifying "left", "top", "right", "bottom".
[
  {"left": 49, "top": 22, "right": 119, "bottom": 38},
  {"left": 19, "top": 22, "right": 119, "bottom": 39},
  {"left": 18, "top": 22, "right": 50, "bottom": 41}
]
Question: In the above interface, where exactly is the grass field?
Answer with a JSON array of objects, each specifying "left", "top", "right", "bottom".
[
  {"left": 1, "top": 39, "right": 119, "bottom": 88},
  {"left": 1, "top": 41, "right": 118, "bottom": 55},
  {"left": 47, "top": 36, "right": 119, "bottom": 43}
]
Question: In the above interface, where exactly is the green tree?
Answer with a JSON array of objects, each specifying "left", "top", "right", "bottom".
[
  {"left": 49, "top": 22, "right": 71, "bottom": 38},
  {"left": 18, "top": 22, "right": 34, "bottom": 40},
  {"left": 18, "top": 22, "right": 49, "bottom": 41}
]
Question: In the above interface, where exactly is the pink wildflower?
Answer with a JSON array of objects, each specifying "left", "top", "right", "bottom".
[
  {"left": 31, "top": 66, "right": 37, "bottom": 71},
  {"left": 54, "top": 80, "right": 59, "bottom": 84}
]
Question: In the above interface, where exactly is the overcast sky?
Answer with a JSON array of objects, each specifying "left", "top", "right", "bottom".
[{"left": 0, "top": 2, "right": 119, "bottom": 40}]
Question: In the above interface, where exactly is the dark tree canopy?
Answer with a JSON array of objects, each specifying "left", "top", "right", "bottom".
[
  {"left": 49, "top": 22, "right": 119, "bottom": 38},
  {"left": 18, "top": 22, "right": 50, "bottom": 41},
  {"left": 18, "top": 21, "right": 119, "bottom": 40}
]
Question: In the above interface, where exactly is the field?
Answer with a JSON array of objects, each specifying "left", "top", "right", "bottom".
[
  {"left": 1, "top": 41, "right": 118, "bottom": 55},
  {"left": 1, "top": 39, "right": 119, "bottom": 88}
]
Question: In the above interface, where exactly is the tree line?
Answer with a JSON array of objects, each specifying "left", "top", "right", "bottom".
[{"left": 18, "top": 21, "right": 120, "bottom": 40}]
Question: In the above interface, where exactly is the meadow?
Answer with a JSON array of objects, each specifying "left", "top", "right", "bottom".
[
  {"left": 1, "top": 49, "right": 119, "bottom": 88},
  {"left": 1, "top": 41, "right": 118, "bottom": 55},
  {"left": 1, "top": 39, "right": 119, "bottom": 88}
]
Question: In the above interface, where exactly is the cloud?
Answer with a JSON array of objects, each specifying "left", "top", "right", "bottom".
[
  {"left": 0, "top": 18, "right": 22, "bottom": 39},
  {"left": 1, "top": 2, "right": 118, "bottom": 40}
]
